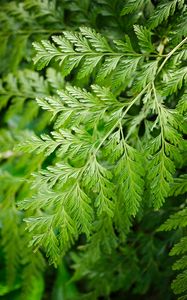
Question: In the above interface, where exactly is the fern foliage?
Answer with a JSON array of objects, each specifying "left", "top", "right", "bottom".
[
  {"left": 0, "top": 0, "right": 187, "bottom": 299},
  {"left": 22, "top": 22, "right": 187, "bottom": 263},
  {"left": 160, "top": 200, "right": 187, "bottom": 298}
]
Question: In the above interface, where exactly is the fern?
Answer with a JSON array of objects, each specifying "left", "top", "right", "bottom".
[
  {"left": 33, "top": 26, "right": 144, "bottom": 87},
  {"left": 148, "top": 0, "right": 182, "bottom": 29},
  {"left": 18, "top": 23, "right": 187, "bottom": 266},
  {"left": 134, "top": 25, "right": 155, "bottom": 53},
  {"left": 0, "top": 1, "right": 187, "bottom": 299},
  {"left": 0, "top": 68, "right": 64, "bottom": 129},
  {"left": 121, "top": 0, "right": 150, "bottom": 16},
  {"left": 161, "top": 67, "right": 187, "bottom": 95},
  {"left": 159, "top": 172, "right": 187, "bottom": 299}
]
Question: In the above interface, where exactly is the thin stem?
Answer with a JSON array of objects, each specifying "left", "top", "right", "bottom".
[
  {"left": 152, "top": 82, "right": 165, "bottom": 146},
  {"left": 94, "top": 84, "right": 151, "bottom": 154},
  {"left": 119, "top": 120, "right": 128, "bottom": 156},
  {"left": 156, "top": 37, "right": 187, "bottom": 75},
  {"left": 33, "top": 50, "right": 165, "bottom": 59}
]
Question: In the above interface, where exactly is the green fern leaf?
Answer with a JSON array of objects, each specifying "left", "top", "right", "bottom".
[
  {"left": 121, "top": 0, "right": 149, "bottom": 16},
  {"left": 134, "top": 25, "right": 155, "bottom": 53},
  {"left": 171, "top": 270, "right": 187, "bottom": 295},
  {"left": 159, "top": 208, "right": 187, "bottom": 231},
  {"left": 148, "top": 0, "right": 180, "bottom": 29},
  {"left": 161, "top": 66, "right": 187, "bottom": 96}
]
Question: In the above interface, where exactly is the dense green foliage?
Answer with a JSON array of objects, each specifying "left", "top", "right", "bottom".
[{"left": 0, "top": 0, "right": 187, "bottom": 299}]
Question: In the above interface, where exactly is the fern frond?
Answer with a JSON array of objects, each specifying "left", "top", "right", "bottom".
[
  {"left": 134, "top": 61, "right": 158, "bottom": 91},
  {"left": 160, "top": 169, "right": 187, "bottom": 300},
  {"left": 177, "top": 91, "right": 187, "bottom": 114},
  {"left": 0, "top": 175, "right": 22, "bottom": 285},
  {"left": 21, "top": 240, "right": 45, "bottom": 300},
  {"left": 33, "top": 27, "right": 142, "bottom": 85},
  {"left": 148, "top": 146, "right": 175, "bottom": 208},
  {"left": 170, "top": 237, "right": 187, "bottom": 256},
  {"left": 33, "top": 40, "right": 62, "bottom": 70},
  {"left": 161, "top": 67, "right": 187, "bottom": 96},
  {"left": 20, "top": 34, "right": 187, "bottom": 265},
  {"left": 134, "top": 25, "right": 155, "bottom": 53},
  {"left": 173, "top": 7, "right": 187, "bottom": 41},
  {"left": 159, "top": 208, "right": 187, "bottom": 231},
  {"left": 121, "top": 0, "right": 149, "bottom": 16},
  {"left": 172, "top": 270, "right": 187, "bottom": 295},
  {"left": 148, "top": 0, "right": 181, "bottom": 29},
  {"left": 4, "top": 3, "right": 187, "bottom": 298},
  {"left": 112, "top": 56, "right": 141, "bottom": 88},
  {"left": 1, "top": 206, "right": 21, "bottom": 286},
  {"left": 115, "top": 141, "right": 145, "bottom": 217},
  {"left": 170, "top": 175, "right": 187, "bottom": 196},
  {"left": 147, "top": 86, "right": 184, "bottom": 208},
  {"left": 0, "top": 69, "right": 59, "bottom": 128},
  {"left": 17, "top": 133, "right": 60, "bottom": 156}
]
